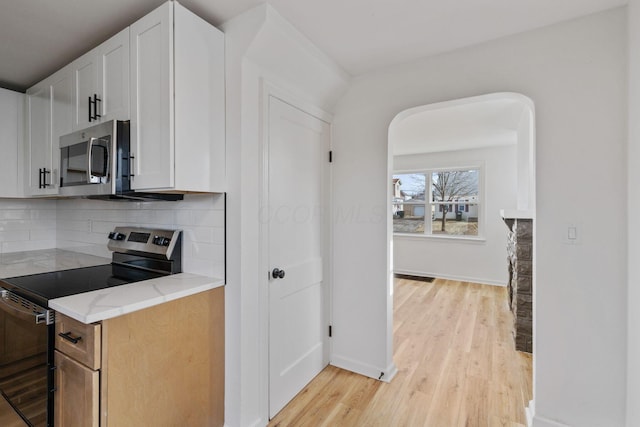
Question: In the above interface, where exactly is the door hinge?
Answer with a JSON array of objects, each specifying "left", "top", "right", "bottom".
[
  {"left": 329, "top": 151, "right": 333, "bottom": 163},
  {"left": 329, "top": 325, "right": 332, "bottom": 337}
]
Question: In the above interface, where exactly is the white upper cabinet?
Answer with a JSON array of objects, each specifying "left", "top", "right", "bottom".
[
  {"left": 130, "top": 1, "right": 225, "bottom": 192},
  {"left": 0, "top": 88, "right": 24, "bottom": 197},
  {"left": 25, "top": 84, "right": 50, "bottom": 196},
  {"left": 25, "top": 68, "right": 72, "bottom": 196},
  {"left": 71, "top": 53, "right": 96, "bottom": 131},
  {"left": 21, "top": 0, "right": 223, "bottom": 199},
  {"left": 98, "top": 29, "right": 130, "bottom": 123},
  {"left": 71, "top": 28, "right": 130, "bottom": 131}
]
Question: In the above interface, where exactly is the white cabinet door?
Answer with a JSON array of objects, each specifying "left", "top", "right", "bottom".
[
  {"left": 71, "top": 54, "right": 97, "bottom": 131},
  {"left": 0, "top": 88, "right": 23, "bottom": 197},
  {"left": 72, "top": 28, "right": 130, "bottom": 131},
  {"left": 25, "top": 83, "right": 53, "bottom": 195},
  {"left": 25, "top": 68, "right": 71, "bottom": 196},
  {"left": 97, "top": 28, "right": 130, "bottom": 122},
  {"left": 50, "top": 69, "right": 73, "bottom": 190},
  {"left": 129, "top": 1, "right": 173, "bottom": 190}
]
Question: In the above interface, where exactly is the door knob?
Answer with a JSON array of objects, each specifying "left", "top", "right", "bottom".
[{"left": 272, "top": 268, "right": 285, "bottom": 279}]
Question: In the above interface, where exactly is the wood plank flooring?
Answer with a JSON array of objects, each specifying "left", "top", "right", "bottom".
[{"left": 269, "top": 278, "right": 533, "bottom": 427}]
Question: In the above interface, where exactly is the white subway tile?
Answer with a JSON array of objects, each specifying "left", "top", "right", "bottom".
[
  {"left": 0, "top": 230, "right": 30, "bottom": 242},
  {"left": 191, "top": 242, "right": 224, "bottom": 261},
  {"left": 190, "top": 210, "right": 224, "bottom": 227},
  {"left": 30, "top": 229, "right": 56, "bottom": 241},
  {"left": 0, "top": 220, "right": 30, "bottom": 231},
  {"left": 2, "top": 240, "right": 56, "bottom": 253}
]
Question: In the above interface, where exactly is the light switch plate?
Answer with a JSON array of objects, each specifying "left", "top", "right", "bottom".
[{"left": 563, "top": 222, "right": 582, "bottom": 245}]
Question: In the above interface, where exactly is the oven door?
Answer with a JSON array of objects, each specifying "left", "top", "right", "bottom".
[{"left": 0, "top": 288, "right": 54, "bottom": 427}]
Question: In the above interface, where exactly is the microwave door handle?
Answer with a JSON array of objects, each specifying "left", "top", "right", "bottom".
[{"left": 87, "top": 137, "right": 95, "bottom": 183}]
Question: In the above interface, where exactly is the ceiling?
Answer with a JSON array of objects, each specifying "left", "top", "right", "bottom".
[
  {"left": 391, "top": 97, "right": 528, "bottom": 156},
  {"left": 0, "top": 0, "right": 627, "bottom": 92}
]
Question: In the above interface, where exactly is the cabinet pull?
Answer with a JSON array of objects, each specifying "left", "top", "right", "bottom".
[
  {"left": 89, "top": 94, "right": 102, "bottom": 122},
  {"left": 93, "top": 94, "right": 101, "bottom": 119},
  {"left": 42, "top": 168, "right": 50, "bottom": 188},
  {"left": 129, "top": 153, "right": 135, "bottom": 178},
  {"left": 38, "top": 168, "right": 50, "bottom": 189},
  {"left": 58, "top": 331, "right": 82, "bottom": 344}
]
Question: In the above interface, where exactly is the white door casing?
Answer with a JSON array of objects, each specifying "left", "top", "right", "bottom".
[{"left": 267, "top": 95, "right": 330, "bottom": 418}]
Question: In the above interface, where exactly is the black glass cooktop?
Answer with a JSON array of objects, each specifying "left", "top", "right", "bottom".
[{"left": 0, "top": 264, "right": 166, "bottom": 308}]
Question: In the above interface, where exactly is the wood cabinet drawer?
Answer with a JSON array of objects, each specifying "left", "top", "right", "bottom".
[
  {"left": 54, "top": 350, "right": 99, "bottom": 427},
  {"left": 55, "top": 314, "right": 101, "bottom": 370}
]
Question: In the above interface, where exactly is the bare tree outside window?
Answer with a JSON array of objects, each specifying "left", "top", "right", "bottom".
[
  {"left": 432, "top": 170, "right": 479, "bottom": 232},
  {"left": 393, "top": 169, "right": 480, "bottom": 237}
]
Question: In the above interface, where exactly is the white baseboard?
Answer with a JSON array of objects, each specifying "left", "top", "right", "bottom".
[
  {"left": 383, "top": 361, "right": 398, "bottom": 383},
  {"left": 392, "top": 269, "right": 506, "bottom": 287},
  {"left": 331, "top": 354, "right": 397, "bottom": 383},
  {"left": 526, "top": 399, "right": 535, "bottom": 426},
  {"left": 532, "top": 415, "right": 570, "bottom": 427},
  {"left": 224, "top": 416, "right": 264, "bottom": 427}
]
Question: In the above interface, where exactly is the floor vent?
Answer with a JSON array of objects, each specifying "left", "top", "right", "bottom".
[{"left": 393, "top": 274, "right": 435, "bottom": 283}]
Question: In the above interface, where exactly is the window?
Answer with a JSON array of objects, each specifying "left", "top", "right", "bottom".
[{"left": 393, "top": 168, "right": 480, "bottom": 237}]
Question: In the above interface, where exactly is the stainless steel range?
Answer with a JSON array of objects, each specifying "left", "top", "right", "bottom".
[{"left": 0, "top": 226, "right": 182, "bottom": 427}]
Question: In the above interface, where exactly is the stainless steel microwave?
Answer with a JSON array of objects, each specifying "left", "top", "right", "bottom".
[
  {"left": 59, "top": 120, "right": 182, "bottom": 201},
  {"left": 59, "top": 120, "right": 121, "bottom": 197}
]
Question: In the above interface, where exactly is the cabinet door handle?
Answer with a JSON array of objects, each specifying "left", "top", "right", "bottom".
[
  {"left": 58, "top": 331, "right": 82, "bottom": 344},
  {"left": 38, "top": 168, "right": 50, "bottom": 189},
  {"left": 88, "top": 96, "right": 93, "bottom": 122},
  {"left": 41, "top": 168, "right": 50, "bottom": 187},
  {"left": 93, "top": 94, "right": 101, "bottom": 119},
  {"left": 129, "top": 153, "right": 135, "bottom": 178}
]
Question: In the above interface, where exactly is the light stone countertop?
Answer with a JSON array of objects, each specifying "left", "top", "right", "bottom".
[
  {"left": 0, "top": 248, "right": 224, "bottom": 324},
  {"left": 49, "top": 273, "right": 224, "bottom": 324},
  {"left": 0, "top": 248, "right": 111, "bottom": 279}
]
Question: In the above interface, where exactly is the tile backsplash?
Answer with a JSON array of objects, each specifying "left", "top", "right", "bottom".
[
  {"left": 0, "top": 199, "right": 57, "bottom": 253},
  {"left": 54, "top": 194, "right": 225, "bottom": 278}
]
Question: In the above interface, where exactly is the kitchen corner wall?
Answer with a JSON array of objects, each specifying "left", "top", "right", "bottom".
[
  {"left": 55, "top": 194, "right": 225, "bottom": 278},
  {"left": 0, "top": 199, "right": 56, "bottom": 253}
]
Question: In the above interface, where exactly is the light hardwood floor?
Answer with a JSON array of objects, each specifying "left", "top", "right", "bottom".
[{"left": 269, "top": 277, "right": 533, "bottom": 427}]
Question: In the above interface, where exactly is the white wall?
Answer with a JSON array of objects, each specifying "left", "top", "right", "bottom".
[
  {"left": 55, "top": 194, "right": 225, "bottom": 277},
  {"left": 517, "top": 107, "right": 535, "bottom": 211},
  {"left": 222, "top": 6, "right": 349, "bottom": 426},
  {"left": 393, "top": 145, "right": 517, "bottom": 285},
  {"left": 333, "top": 7, "right": 627, "bottom": 427},
  {"left": 628, "top": 2, "right": 640, "bottom": 426},
  {"left": 0, "top": 199, "right": 56, "bottom": 253}
]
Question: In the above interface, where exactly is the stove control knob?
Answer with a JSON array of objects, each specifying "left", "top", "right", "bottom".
[
  {"left": 108, "top": 232, "right": 126, "bottom": 241},
  {"left": 152, "top": 236, "right": 171, "bottom": 246}
]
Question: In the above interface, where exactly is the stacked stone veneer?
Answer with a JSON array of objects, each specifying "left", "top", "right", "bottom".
[{"left": 504, "top": 218, "right": 533, "bottom": 353}]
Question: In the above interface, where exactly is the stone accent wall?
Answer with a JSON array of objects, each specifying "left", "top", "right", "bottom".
[{"left": 505, "top": 218, "right": 533, "bottom": 353}]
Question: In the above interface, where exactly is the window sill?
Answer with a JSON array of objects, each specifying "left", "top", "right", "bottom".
[{"left": 393, "top": 233, "right": 487, "bottom": 243}]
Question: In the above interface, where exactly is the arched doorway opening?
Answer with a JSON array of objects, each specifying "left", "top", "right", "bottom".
[{"left": 387, "top": 92, "right": 536, "bottom": 422}]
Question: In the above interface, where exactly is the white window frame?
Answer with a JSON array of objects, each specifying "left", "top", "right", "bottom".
[{"left": 393, "top": 166, "right": 485, "bottom": 240}]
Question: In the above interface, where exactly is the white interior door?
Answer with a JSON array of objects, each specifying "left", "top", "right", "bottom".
[{"left": 268, "top": 96, "right": 330, "bottom": 418}]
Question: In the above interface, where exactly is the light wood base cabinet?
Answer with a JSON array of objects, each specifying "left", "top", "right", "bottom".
[
  {"left": 54, "top": 350, "right": 99, "bottom": 427},
  {"left": 55, "top": 287, "right": 224, "bottom": 426}
]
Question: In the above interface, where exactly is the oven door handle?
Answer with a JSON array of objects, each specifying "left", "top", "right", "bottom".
[{"left": 0, "top": 288, "right": 54, "bottom": 325}]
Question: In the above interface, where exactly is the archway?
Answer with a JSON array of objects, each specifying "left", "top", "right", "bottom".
[{"left": 387, "top": 92, "right": 536, "bottom": 421}]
